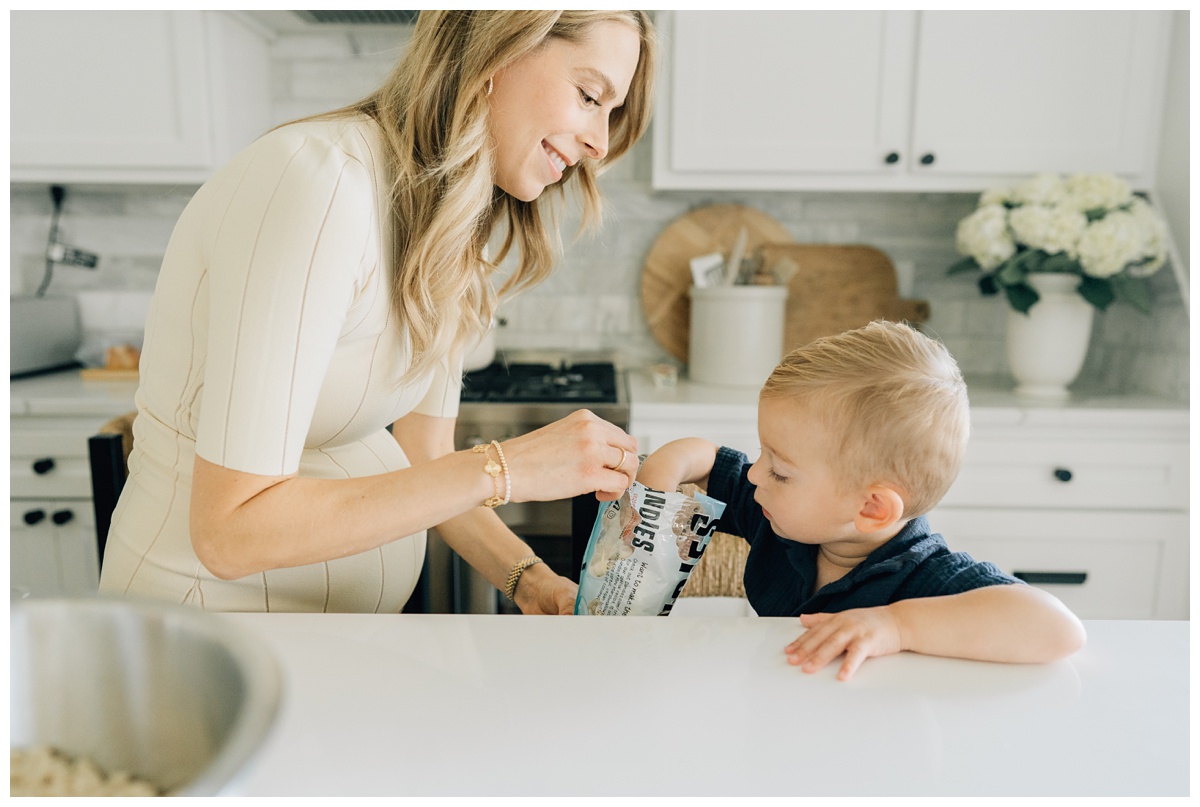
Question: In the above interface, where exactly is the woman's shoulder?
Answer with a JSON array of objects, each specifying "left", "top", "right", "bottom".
[{"left": 248, "top": 113, "right": 385, "bottom": 176}]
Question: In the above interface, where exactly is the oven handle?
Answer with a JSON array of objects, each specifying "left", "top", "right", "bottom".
[{"left": 569, "top": 494, "right": 603, "bottom": 585}]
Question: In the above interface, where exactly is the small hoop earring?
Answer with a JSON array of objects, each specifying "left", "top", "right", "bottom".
[{"left": 486, "top": 76, "right": 494, "bottom": 97}]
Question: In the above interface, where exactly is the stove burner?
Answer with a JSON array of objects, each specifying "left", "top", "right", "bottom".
[{"left": 461, "top": 361, "right": 617, "bottom": 404}]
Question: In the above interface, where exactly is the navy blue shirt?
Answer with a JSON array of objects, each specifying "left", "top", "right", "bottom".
[{"left": 706, "top": 447, "right": 1020, "bottom": 617}]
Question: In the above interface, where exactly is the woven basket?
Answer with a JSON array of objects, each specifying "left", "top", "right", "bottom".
[{"left": 680, "top": 531, "right": 748, "bottom": 598}]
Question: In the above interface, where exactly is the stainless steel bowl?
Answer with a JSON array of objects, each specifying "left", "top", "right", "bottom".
[{"left": 10, "top": 598, "right": 282, "bottom": 796}]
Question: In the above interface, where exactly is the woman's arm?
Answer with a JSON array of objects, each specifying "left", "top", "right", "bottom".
[
  {"left": 392, "top": 412, "right": 576, "bottom": 615},
  {"left": 784, "top": 585, "right": 1087, "bottom": 681},
  {"left": 190, "top": 408, "right": 636, "bottom": 583}
]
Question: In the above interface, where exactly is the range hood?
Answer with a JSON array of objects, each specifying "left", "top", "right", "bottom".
[
  {"left": 239, "top": 10, "right": 418, "bottom": 32},
  {"left": 292, "top": 11, "right": 417, "bottom": 25}
]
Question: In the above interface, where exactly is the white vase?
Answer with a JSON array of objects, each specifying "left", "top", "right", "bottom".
[{"left": 1005, "top": 273, "right": 1095, "bottom": 400}]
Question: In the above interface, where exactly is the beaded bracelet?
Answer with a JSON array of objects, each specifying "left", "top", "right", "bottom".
[
  {"left": 504, "top": 555, "right": 543, "bottom": 602},
  {"left": 472, "top": 440, "right": 510, "bottom": 508}
]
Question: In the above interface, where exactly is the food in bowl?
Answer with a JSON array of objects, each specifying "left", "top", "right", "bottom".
[{"left": 11, "top": 745, "right": 162, "bottom": 797}]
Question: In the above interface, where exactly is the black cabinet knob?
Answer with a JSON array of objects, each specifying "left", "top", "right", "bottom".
[
  {"left": 51, "top": 509, "right": 74, "bottom": 525},
  {"left": 884, "top": 151, "right": 900, "bottom": 164},
  {"left": 32, "top": 458, "right": 56, "bottom": 475},
  {"left": 919, "top": 153, "right": 935, "bottom": 165},
  {"left": 1053, "top": 468, "right": 1073, "bottom": 483},
  {"left": 23, "top": 509, "right": 46, "bottom": 525}
]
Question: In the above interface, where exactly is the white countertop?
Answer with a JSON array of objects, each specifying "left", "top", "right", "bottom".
[
  {"left": 223, "top": 614, "right": 1187, "bottom": 797},
  {"left": 13, "top": 367, "right": 1188, "bottom": 426},
  {"left": 10, "top": 371, "right": 139, "bottom": 418},
  {"left": 628, "top": 369, "right": 1188, "bottom": 429}
]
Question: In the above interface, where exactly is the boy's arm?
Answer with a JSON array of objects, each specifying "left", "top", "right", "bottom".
[
  {"left": 785, "top": 584, "right": 1086, "bottom": 681},
  {"left": 635, "top": 438, "right": 719, "bottom": 493}
]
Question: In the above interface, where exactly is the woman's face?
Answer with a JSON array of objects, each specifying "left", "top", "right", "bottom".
[{"left": 488, "top": 21, "right": 641, "bottom": 202}]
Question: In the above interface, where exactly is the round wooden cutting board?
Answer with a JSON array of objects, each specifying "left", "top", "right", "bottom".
[{"left": 641, "top": 204, "right": 792, "bottom": 362}]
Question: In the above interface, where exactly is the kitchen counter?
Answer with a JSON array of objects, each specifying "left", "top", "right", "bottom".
[
  {"left": 12, "top": 367, "right": 1188, "bottom": 426},
  {"left": 628, "top": 368, "right": 1189, "bottom": 426},
  {"left": 224, "top": 613, "right": 1187, "bottom": 797},
  {"left": 10, "top": 370, "right": 139, "bottom": 418}
]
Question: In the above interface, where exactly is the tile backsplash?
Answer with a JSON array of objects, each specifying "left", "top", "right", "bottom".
[{"left": 10, "top": 24, "right": 1188, "bottom": 402}]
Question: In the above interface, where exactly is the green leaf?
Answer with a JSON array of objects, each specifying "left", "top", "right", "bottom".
[
  {"left": 1084, "top": 207, "right": 1108, "bottom": 222},
  {"left": 1004, "top": 282, "right": 1039, "bottom": 314},
  {"left": 978, "top": 274, "right": 1000, "bottom": 296},
  {"left": 1020, "top": 250, "right": 1047, "bottom": 274},
  {"left": 1077, "top": 276, "right": 1115, "bottom": 311},
  {"left": 947, "top": 256, "right": 980, "bottom": 275},
  {"left": 995, "top": 256, "right": 1026, "bottom": 286},
  {"left": 1111, "top": 275, "right": 1154, "bottom": 314},
  {"left": 1039, "top": 252, "right": 1079, "bottom": 273}
]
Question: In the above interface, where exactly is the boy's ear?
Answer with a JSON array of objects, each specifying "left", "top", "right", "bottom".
[{"left": 854, "top": 484, "right": 906, "bottom": 533}]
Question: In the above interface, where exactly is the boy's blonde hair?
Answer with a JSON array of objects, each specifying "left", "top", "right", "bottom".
[{"left": 760, "top": 320, "right": 970, "bottom": 519}]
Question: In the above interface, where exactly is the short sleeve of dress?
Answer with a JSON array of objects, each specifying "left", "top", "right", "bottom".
[
  {"left": 195, "top": 128, "right": 375, "bottom": 476},
  {"left": 413, "top": 351, "right": 463, "bottom": 420}
]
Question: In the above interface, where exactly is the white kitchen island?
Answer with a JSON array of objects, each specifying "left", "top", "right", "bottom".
[{"left": 223, "top": 613, "right": 1187, "bottom": 797}]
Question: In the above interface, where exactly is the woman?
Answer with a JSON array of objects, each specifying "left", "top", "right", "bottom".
[{"left": 98, "top": 11, "right": 658, "bottom": 615}]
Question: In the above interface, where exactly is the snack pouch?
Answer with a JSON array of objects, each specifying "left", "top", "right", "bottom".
[{"left": 574, "top": 482, "right": 726, "bottom": 616}]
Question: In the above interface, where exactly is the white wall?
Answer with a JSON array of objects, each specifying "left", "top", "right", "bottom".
[{"left": 1153, "top": 10, "right": 1190, "bottom": 295}]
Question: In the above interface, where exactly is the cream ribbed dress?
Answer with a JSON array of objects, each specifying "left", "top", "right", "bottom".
[{"left": 98, "top": 115, "right": 462, "bottom": 612}]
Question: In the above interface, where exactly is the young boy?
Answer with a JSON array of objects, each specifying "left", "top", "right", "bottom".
[{"left": 637, "top": 320, "right": 1085, "bottom": 681}]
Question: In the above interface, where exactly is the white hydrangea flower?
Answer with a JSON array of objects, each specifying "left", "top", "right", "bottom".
[
  {"left": 1125, "top": 197, "right": 1168, "bottom": 277},
  {"left": 1062, "top": 173, "right": 1133, "bottom": 212},
  {"left": 1076, "top": 211, "right": 1145, "bottom": 278},
  {"left": 1007, "top": 204, "right": 1088, "bottom": 256},
  {"left": 1011, "top": 173, "right": 1067, "bottom": 206},
  {"left": 979, "top": 184, "right": 1012, "bottom": 207},
  {"left": 956, "top": 204, "right": 1015, "bottom": 271}
]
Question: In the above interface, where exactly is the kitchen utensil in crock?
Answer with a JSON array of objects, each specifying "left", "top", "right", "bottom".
[{"left": 641, "top": 204, "right": 793, "bottom": 362}]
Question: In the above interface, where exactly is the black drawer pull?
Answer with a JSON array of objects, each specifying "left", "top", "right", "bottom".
[
  {"left": 919, "top": 153, "right": 936, "bottom": 165},
  {"left": 51, "top": 509, "right": 75, "bottom": 525},
  {"left": 1014, "top": 571, "right": 1087, "bottom": 586},
  {"left": 23, "top": 509, "right": 46, "bottom": 525},
  {"left": 32, "top": 457, "right": 56, "bottom": 475},
  {"left": 1053, "top": 468, "right": 1073, "bottom": 482},
  {"left": 884, "top": 151, "right": 900, "bottom": 164}
]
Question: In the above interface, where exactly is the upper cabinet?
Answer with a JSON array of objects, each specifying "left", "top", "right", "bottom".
[
  {"left": 11, "top": 11, "right": 272, "bottom": 185},
  {"left": 652, "top": 10, "right": 1173, "bottom": 192}
]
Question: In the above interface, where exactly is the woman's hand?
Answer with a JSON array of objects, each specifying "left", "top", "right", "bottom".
[
  {"left": 500, "top": 409, "right": 638, "bottom": 503},
  {"left": 513, "top": 562, "right": 578, "bottom": 615}
]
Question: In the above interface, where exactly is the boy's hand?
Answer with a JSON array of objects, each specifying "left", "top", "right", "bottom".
[{"left": 784, "top": 607, "right": 905, "bottom": 681}]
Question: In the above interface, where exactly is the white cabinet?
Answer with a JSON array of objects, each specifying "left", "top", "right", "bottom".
[
  {"left": 10, "top": 415, "right": 109, "bottom": 599},
  {"left": 10, "top": 10, "right": 272, "bottom": 185},
  {"left": 629, "top": 373, "right": 1189, "bottom": 619},
  {"left": 652, "top": 10, "right": 1172, "bottom": 191}
]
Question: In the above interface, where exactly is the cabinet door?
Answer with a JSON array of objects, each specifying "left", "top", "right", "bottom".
[
  {"left": 11, "top": 11, "right": 213, "bottom": 174},
  {"left": 929, "top": 507, "right": 1187, "bottom": 620},
  {"left": 910, "top": 11, "right": 1169, "bottom": 179},
  {"left": 654, "top": 10, "right": 916, "bottom": 188},
  {"left": 10, "top": 499, "right": 100, "bottom": 600}
]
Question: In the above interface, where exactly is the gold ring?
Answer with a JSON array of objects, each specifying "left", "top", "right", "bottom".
[{"left": 613, "top": 448, "right": 629, "bottom": 471}]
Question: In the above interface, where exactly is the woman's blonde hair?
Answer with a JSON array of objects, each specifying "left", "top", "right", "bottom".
[
  {"left": 760, "top": 321, "right": 970, "bottom": 518},
  {"left": 306, "top": 10, "right": 657, "bottom": 380}
]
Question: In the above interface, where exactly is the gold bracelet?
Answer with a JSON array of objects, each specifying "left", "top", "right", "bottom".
[
  {"left": 504, "top": 555, "right": 543, "bottom": 602},
  {"left": 472, "top": 441, "right": 510, "bottom": 508},
  {"left": 490, "top": 439, "right": 511, "bottom": 505}
]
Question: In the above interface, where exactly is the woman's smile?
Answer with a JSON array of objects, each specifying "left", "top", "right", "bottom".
[{"left": 543, "top": 141, "right": 568, "bottom": 179}]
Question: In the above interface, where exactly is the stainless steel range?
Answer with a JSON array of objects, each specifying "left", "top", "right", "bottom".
[{"left": 418, "top": 352, "right": 630, "bottom": 614}]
